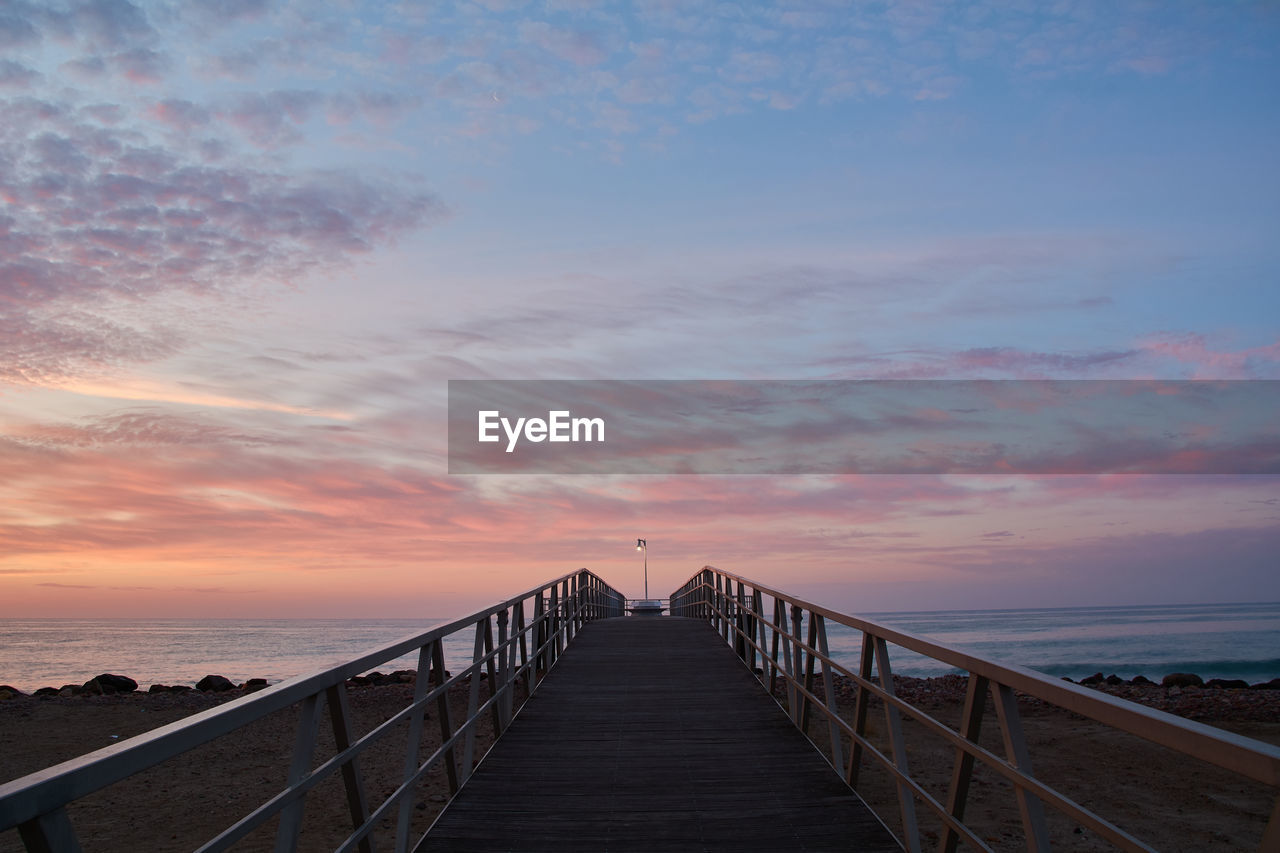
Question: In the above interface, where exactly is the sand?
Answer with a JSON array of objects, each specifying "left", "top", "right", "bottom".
[{"left": 1, "top": 676, "right": 1277, "bottom": 852}]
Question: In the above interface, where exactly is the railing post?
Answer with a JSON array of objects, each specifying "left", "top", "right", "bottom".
[
  {"left": 714, "top": 573, "right": 725, "bottom": 637},
  {"left": 751, "top": 589, "right": 765, "bottom": 676},
  {"left": 497, "top": 609, "right": 513, "bottom": 729},
  {"left": 874, "top": 636, "right": 922, "bottom": 853},
  {"left": 18, "top": 808, "right": 82, "bottom": 853},
  {"left": 548, "top": 584, "right": 560, "bottom": 666},
  {"left": 396, "top": 642, "right": 435, "bottom": 853},
  {"left": 1262, "top": 796, "right": 1280, "bottom": 853},
  {"left": 734, "top": 582, "right": 748, "bottom": 662},
  {"left": 274, "top": 692, "right": 326, "bottom": 853},
  {"left": 460, "top": 620, "right": 486, "bottom": 783},
  {"left": 941, "top": 674, "right": 989, "bottom": 853},
  {"left": 565, "top": 573, "right": 576, "bottom": 640},
  {"left": 813, "top": 614, "right": 844, "bottom": 773},
  {"left": 846, "top": 629, "right": 875, "bottom": 787},
  {"left": 431, "top": 641, "right": 460, "bottom": 794},
  {"left": 802, "top": 609, "right": 820, "bottom": 735},
  {"left": 584, "top": 572, "right": 597, "bottom": 621},
  {"left": 533, "top": 592, "right": 547, "bottom": 679},
  {"left": 483, "top": 613, "right": 502, "bottom": 737},
  {"left": 992, "top": 682, "right": 1051, "bottom": 852},
  {"left": 575, "top": 573, "right": 583, "bottom": 628},
  {"left": 790, "top": 604, "right": 805, "bottom": 727},
  {"left": 325, "top": 682, "right": 375, "bottom": 853},
  {"left": 775, "top": 598, "right": 796, "bottom": 714},
  {"left": 513, "top": 600, "right": 529, "bottom": 689}
]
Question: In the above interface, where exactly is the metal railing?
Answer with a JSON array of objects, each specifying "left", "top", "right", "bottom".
[
  {"left": 0, "top": 569, "right": 625, "bottom": 853},
  {"left": 624, "top": 598, "right": 669, "bottom": 613},
  {"left": 670, "top": 565, "right": 1280, "bottom": 853}
]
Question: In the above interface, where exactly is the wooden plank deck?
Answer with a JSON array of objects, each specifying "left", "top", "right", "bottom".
[{"left": 417, "top": 616, "right": 901, "bottom": 852}]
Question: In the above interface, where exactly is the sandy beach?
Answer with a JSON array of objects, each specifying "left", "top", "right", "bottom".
[
  {"left": 826, "top": 674, "right": 1280, "bottom": 852},
  {"left": 1, "top": 672, "right": 1277, "bottom": 852},
  {"left": 0, "top": 678, "right": 496, "bottom": 853}
]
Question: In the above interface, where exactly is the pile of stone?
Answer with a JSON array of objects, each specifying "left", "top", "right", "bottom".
[
  {"left": 0, "top": 674, "right": 271, "bottom": 699},
  {"left": 0, "top": 669, "right": 444, "bottom": 701},
  {"left": 1072, "top": 671, "right": 1280, "bottom": 690}
]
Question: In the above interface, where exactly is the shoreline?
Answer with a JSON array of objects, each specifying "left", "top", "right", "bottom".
[
  {"left": 4, "top": 665, "right": 1280, "bottom": 703},
  {"left": 2, "top": 672, "right": 1277, "bottom": 852}
]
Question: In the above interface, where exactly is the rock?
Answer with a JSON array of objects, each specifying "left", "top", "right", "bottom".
[
  {"left": 1130, "top": 675, "right": 1153, "bottom": 685},
  {"left": 83, "top": 674, "right": 138, "bottom": 695},
  {"left": 0, "top": 685, "right": 23, "bottom": 700},
  {"left": 166, "top": 684, "right": 192, "bottom": 693},
  {"left": 1249, "top": 678, "right": 1280, "bottom": 691},
  {"left": 196, "top": 674, "right": 236, "bottom": 692},
  {"left": 392, "top": 670, "right": 415, "bottom": 683},
  {"left": 58, "top": 684, "right": 82, "bottom": 696},
  {"left": 348, "top": 675, "right": 371, "bottom": 686},
  {"left": 1162, "top": 673, "right": 1204, "bottom": 688},
  {"left": 149, "top": 684, "right": 171, "bottom": 693},
  {"left": 243, "top": 678, "right": 268, "bottom": 693},
  {"left": 1080, "top": 672, "right": 1105, "bottom": 686},
  {"left": 1205, "top": 678, "right": 1249, "bottom": 690},
  {"left": 1104, "top": 674, "right": 1124, "bottom": 685},
  {"left": 35, "top": 686, "right": 59, "bottom": 697}
]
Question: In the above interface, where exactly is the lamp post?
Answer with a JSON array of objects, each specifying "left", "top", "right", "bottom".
[{"left": 636, "top": 538, "right": 647, "bottom": 599}]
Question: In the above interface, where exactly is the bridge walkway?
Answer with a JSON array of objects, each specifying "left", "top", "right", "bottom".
[{"left": 417, "top": 616, "right": 900, "bottom": 852}]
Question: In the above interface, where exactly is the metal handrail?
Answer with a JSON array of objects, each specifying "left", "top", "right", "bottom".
[
  {"left": 671, "top": 565, "right": 1280, "bottom": 853},
  {"left": 0, "top": 569, "right": 626, "bottom": 853}
]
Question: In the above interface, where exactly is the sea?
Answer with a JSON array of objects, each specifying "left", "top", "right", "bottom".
[{"left": 1, "top": 602, "right": 1278, "bottom": 694}]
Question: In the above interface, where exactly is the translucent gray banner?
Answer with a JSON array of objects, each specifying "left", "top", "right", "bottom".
[{"left": 447, "top": 380, "right": 1280, "bottom": 475}]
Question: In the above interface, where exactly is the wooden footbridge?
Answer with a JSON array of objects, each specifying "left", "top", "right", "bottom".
[{"left": 2, "top": 567, "right": 1278, "bottom": 852}]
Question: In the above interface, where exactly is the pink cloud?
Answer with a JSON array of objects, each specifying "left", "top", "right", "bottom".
[
  {"left": 150, "top": 98, "right": 211, "bottom": 132},
  {"left": 3, "top": 407, "right": 1277, "bottom": 616},
  {"left": 519, "top": 22, "right": 611, "bottom": 66},
  {"left": 220, "top": 90, "right": 323, "bottom": 148},
  {"left": 1139, "top": 333, "right": 1280, "bottom": 379}
]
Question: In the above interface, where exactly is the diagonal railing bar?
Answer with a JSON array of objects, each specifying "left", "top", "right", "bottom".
[
  {"left": 460, "top": 620, "right": 487, "bottom": 784},
  {"left": 813, "top": 615, "right": 845, "bottom": 791},
  {"left": 671, "top": 565, "right": 1280, "bottom": 853},
  {"left": 771, "top": 626, "right": 1156, "bottom": 852},
  {"left": 194, "top": 658, "right": 485, "bottom": 853},
  {"left": 0, "top": 569, "right": 625, "bottom": 853},
  {"left": 394, "top": 641, "right": 434, "bottom": 853},
  {"left": 325, "top": 682, "right": 376, "bottom": 853},
  {"left": 791, "top": 604, "right": 807, "bottom": 729},
  {"left": 847, "top": 629, "right": 875, "bottom": 789},
  {"left": 874, "top": 634, "right": 923, "bottom": 853},
  {"left": 17, "top": 806, "right": 81, "bottom": 853},
  {"left": 992, "top": 682, "right": 1051, "bottom": 852},
  {"left": 428, "top": 639, "right": 460, "bottom": 796},
  {"left": 679, "top": 581, "right": 1157, "bottom": 852},
  {"left": 495, "top": 610, "right": 512, "bottom": 730},
  {"left": 942, "top": 673, "right": 990, "bottom": 853},
  {"left": 512, "top": 599, "right": 528, "bottom": 699},
  {"left": 275, "top": 691, "right": 327, "bottom": 853},
  {"left": 690, "top": 585, "right": 1171, "bottom": 852}
]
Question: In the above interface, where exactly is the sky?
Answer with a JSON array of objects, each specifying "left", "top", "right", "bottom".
[{"left": 0, "top": 0, "right": 1277, "bottom": 619}]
